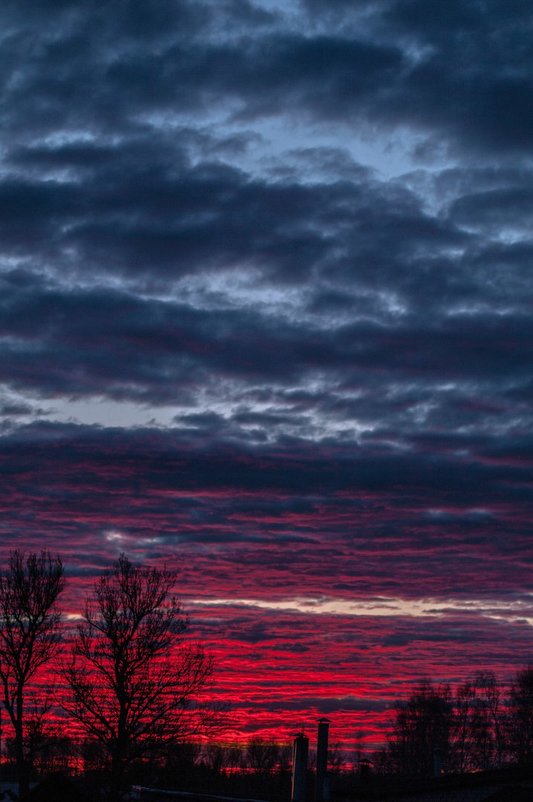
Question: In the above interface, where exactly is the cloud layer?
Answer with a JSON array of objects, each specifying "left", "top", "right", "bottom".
[{"left": 1, "top": 0, "right": 532, "bottom": 746}]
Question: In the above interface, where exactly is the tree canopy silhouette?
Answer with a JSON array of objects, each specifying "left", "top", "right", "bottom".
[
  {"left": 63, "top": 553, "right": 212, "bottom": 801},
  {"left": 386, "top": 680, "right": 453, "bottom": 776}
]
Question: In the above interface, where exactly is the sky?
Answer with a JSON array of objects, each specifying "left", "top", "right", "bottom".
[{"left": 1, "top": 0, "right": 533, "bottom": 749}]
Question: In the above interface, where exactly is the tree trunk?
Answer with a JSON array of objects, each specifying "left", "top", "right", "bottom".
[
  {"left": 15, "top": 719, "right": 29, "bottom": 798},
  {"left": 110, "top": 735, "right": 128, "bottom": 802}
]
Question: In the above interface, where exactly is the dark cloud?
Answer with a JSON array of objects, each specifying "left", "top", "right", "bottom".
[{"left": 0, "top": 0, "right": 531, "bottom": 158}]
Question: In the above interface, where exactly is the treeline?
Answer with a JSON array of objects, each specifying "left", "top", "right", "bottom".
[
  {"left": 373, "top": 668, "right": 533, "bottom": 777},
  {"left": 0, "top": 734, "right": 294, "bottom": 799},
  {"left": 0, "top": 550, "right": 214, "bottom": 801}
]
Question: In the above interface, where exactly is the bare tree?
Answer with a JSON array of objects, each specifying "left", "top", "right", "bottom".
[
  {"left": 245, "top": 737, "right": 280, "bottom": 775},
  {"left": 0, "top": 550, "right": 65, "bottom": 797},
  {"left": 467, "top": 671, "right": 505, "bottom": 770},
  {"left": 476, "top": 671, "right": 505, "bottom": 766},
  {"left": 64, "top": 553, "right": 213, "bottom": 801},
  {"left": 386, "top": 680, "right": 453, "bottom": 776},
  {"left": 452, "top": 679, "right": 476, "bottom": 773},
  {"left": 507, "top": 665, "right": 533, "bottom": 764}
]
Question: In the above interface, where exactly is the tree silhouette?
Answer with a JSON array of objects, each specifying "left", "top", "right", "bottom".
[
  {"left": 508, "top": 665, "right": 533, "bottom": 764},
  {"left": 245, "top": 737, "right": 281, "bottom": 775},
  {"left": 376, "top": 672, "right": 512, "bottom": 776},
  {"left": 465, "top": 671, "right": 504, "bottom": 770},
  {"left": 387, "top": 680, "right": 453, "bottom": 776},
  {"left": 64, "top": 553, "right": 212, "bottom": 801},
  {"left": 0, "top": 550, "right": 65, "bottom": 797}
]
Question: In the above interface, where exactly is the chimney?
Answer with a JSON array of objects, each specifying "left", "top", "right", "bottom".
[
  {"left": 291, "top": 733, "right": 309, "bottom": 802},
  {"left": 315, "top": 718, "right": 330, "bottom": 802}
]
